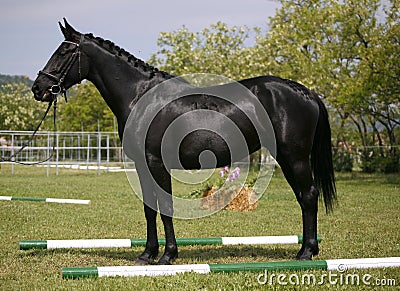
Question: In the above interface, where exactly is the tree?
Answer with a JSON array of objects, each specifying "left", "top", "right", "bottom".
[
  {"left": 150, "top": 0, "right": 399, "bottom": 172},
  {"left": 267, "top": 0, "right": 399, "bottom": 171},
  {"left": 261, "top": 0, "right": 399, "bottom": 150},
  {"left": 0, "top": 74, "right": 33, "bottom": 87},
  {"left": 149, "top": 21, "right": 258, "bottom": 80},
  {"left": 57, "top": 81, "right": 115, "bottom": 132},
  {"left": 0, "top": 83, "right": 44, "bottom": 131}
]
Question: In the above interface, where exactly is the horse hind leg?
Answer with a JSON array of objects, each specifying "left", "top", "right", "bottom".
[{"left": 277, "top": 154, "right": 319, "bottom": 260}]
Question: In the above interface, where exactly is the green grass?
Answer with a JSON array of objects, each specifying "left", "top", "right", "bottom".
[{"left": 1, "top": 165, "right": 399, "bottom": 290}]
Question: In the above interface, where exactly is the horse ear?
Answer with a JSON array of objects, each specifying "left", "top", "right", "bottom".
[
  {"left": 59, "top": 21, "right": 67, "bottom": 38},
  {"left": 59, "top": 18, "right": 78, "bottom": 40}
]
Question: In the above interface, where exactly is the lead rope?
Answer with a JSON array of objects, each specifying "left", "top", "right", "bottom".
[{"left": 1, "top": 98, "right": 58, "bottom": 165}]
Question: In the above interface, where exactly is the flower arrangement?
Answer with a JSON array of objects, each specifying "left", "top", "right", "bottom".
[{"left": 198, "top": 166, "right": 258, "bottom": 212}]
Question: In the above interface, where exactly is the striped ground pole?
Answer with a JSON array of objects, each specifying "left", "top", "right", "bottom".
[
  {"left": 19, "top": 235, "right": 320, "bottom": 250},
  {"left": 0, "top": 196, "right": 90, "bottom": 205},
  {"left": 61, "top": 257, "right": 400, "bottom": 278}
]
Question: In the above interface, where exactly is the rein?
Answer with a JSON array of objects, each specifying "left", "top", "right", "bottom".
[
  {"left": 1, "top": 98, "right": 58, "bottom": 165},
  {"left": 1, "top": 36, "right": 84, "bottom": 165}
]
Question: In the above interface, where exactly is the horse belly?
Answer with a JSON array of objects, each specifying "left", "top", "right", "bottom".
[
  {"left": 175, "top": 130, "right": 231, "bottom": 170},
  {"left": 173, "top": 128, "right": 260, "bottom": 170},
  {"left": 145, "top": 93, "right": 261, "bottom": 169}
]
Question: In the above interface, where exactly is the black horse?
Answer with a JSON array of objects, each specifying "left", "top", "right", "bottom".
[{"left": 32, "top": 19, "right": 336, "bottom": 265}]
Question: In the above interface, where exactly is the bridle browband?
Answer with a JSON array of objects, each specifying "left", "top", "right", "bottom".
[
  {"left": 0, "top": 35, "right": 85, "bottom": 165},
  {"left": 38, "top": 34, "right": 84, "bottom": 102}
]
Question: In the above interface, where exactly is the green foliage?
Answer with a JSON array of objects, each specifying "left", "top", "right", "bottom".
[
  {"left": 360, "top": 147, "right": 400, "bottom": 173},
  {"left": 380, "top": 151, "right": 400, "bottom": 173},
  {"left": 149, "top": 21, "right": 259, "bottom": 80},
  {"left": 0, "top": 82, "right": 45, "bottom": 131},
  {"left": 0, "top": 74, "right": 33, "bottom": 87},
  {"left": 57, "top": 82, "right": 115, "bottom": 132},
  {"left": 150, "top": 0, "right": 399, "bottom": 172},
  {"left": 333, "top": 148, "right": 353, "bottom": 172},
  {"left": 263, "top": 0, "right": 399, "bottom": 150},
  {"left": 0, "top": 76, "right": 115, "bottom": 132}
]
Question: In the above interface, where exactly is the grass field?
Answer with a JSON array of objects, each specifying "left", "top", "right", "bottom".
[{"left": 1, "top": 165, "right": 399, "bottom": 290}]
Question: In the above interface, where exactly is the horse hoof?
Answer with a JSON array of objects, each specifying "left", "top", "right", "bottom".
[
  {"left": 157, "top": 255, "right": 177, "bottom": 265},
  {"left": 135, "top": 252, "right": 158, "bottom": 265},
  {"left": 296, "top": 248, "right": 317, "bottom": 260},
  {"left": 157, "top": 257, "right": 174, "bottom": 265},
  {"left": 296, "top": 254, "right": 312, "bottom": 260},
  {"left": 135, "top": 258, "right": 152, "bottom": 265}
]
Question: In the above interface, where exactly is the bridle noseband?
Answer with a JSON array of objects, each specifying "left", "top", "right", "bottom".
[{"left": 38, "top": 34, "right": 84, "bottom": 101}]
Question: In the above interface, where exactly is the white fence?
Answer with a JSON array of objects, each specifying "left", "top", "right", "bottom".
[
  {"left": 0, "top": 130, "right": 123, "bottom": 175},
  {"left": 2, "top": 130, "right": 398, "bottom": 175}
]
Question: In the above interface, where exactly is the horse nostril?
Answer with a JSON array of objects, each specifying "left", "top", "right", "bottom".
[
  {"left": 32, "top": 84, "right": 39, "bottom": 94},
  {"left": 32, "top": 84, "right": 43, "bottom": 100}
]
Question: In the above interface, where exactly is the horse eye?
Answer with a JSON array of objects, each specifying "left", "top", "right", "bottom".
[
  {"left": 58, "top": 45, "right": 73, "bottom": 56},
  {"left": 59, "top": 48, "right": 69, "bottom": 56}
]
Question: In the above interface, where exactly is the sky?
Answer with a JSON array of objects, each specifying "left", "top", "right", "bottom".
[{"left": 0, "top": 0, "right": 281, "bottom": 80}]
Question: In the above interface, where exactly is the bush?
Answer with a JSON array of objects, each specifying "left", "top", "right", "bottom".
[
  {"left": 380, "top": 151, "right": 400, "bottom": 173},
  {"left": 333, "top": 148, "right": 353, "bottom": 172},
  {"left": 360, "top": 148, "right": 399, "bottom": 173},
  {"left": 360, "top": 149, "right": 379, "bottom": 173}
]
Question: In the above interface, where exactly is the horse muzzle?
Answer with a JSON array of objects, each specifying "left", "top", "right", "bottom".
[{"left": 32, "top": 84, "right": 60, "bottom": 102}]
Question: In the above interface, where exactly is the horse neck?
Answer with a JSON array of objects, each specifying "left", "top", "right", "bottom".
[{"left": 82, "top": 40, "right": 168, "bottom": 134}]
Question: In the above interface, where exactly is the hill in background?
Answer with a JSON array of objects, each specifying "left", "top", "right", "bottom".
[{"left": 0, "top": 74, "right": 33, "bottom": 87}]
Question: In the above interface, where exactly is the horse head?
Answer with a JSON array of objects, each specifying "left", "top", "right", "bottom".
[{"left": 32, "top": 18, "right": 88, "bottom": 102}]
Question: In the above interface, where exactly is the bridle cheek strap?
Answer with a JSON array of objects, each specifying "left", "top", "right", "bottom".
[{"left": 38, "top": 34, "right": 84, "bottom": 102}]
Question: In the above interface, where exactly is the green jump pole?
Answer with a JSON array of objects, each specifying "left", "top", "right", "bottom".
[
  {"left": 20, "top": 235, "right": 320, "bottom": 250},
  {"left": 61, "top": 257, "right": 400, "bottom": 278}
]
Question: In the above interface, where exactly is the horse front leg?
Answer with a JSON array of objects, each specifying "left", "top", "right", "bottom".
[
  {"left": 151, "top": 162, "right": 178, "bottom": 265},
  {"left": 136, "top": 204, "right": 159, "bottom": 264},
  {"left": 135, "top": 166, "right": 159, "bottom": 264},
  {"left": 136, "top": 160, "right": 178, "bottom": 265},
  {"left": 158, "top": 214, "right": 178, "bottom": 264}
]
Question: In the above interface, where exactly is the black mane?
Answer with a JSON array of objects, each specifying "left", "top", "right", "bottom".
[{"left": 84, "top": 33, "right": 173, "bottom": 80}]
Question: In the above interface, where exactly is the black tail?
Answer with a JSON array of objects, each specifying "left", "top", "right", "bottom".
[{"left": 311, "top": 94, "right": 336, "bottom": 213}]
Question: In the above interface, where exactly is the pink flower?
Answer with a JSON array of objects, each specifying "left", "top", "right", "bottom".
[{"left": 219, "top": 166, "right": 241, "bottom": 183}]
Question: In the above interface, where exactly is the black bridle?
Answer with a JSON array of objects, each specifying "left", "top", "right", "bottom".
[
  {"left": 0, "top": 35, "right": 84, "bottom": 165},
  {"left": 38, "top": 34, "right": 84, "bottom": 102}
]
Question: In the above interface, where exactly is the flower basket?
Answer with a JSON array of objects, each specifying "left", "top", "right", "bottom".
[{"left": 200, "top": 185, "right": 258, "bottom": 211}]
